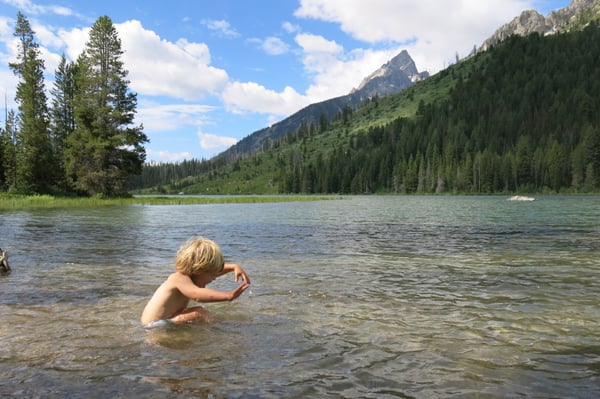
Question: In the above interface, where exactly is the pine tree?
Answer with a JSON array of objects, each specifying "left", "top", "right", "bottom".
[
  {"left": 9, "top": 12, "right": 53, "bottom": 193},
  {"left": 49, "top": 55, "right": 78, "bottom": 192},
  {"left": 0, "top": 127, "right": 5, "bottom": 189},
  {"left": 1, "top": 110, "right": 17, "bottom": 190},
  {"left": 66, "top": 15, "right": 148, "bottom": 196}
]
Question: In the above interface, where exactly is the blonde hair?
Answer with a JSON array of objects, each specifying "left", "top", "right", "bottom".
[{"left": 175, "top": 237, "right": 224, "bottom": 275}]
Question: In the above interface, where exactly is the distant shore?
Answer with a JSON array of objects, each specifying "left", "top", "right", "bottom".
[{"left": 0, "top": 193, "right": 342, "bottom": 210}]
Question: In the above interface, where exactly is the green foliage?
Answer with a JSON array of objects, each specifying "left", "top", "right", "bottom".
[
  {"left": 50, "top": 55, "right": 78, "bottom": 192},
  {"left": 0, "top": 111, "right": 17, "bottom": 190}
]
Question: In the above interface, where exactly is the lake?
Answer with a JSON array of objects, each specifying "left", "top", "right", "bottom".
[{"left": 1, "top": 195, "right": 599, "bottom": 398}]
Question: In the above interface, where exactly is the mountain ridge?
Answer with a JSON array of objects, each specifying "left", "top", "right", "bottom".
[
  {"left": 480, "top": 0, "right": 600, "bottom": 51},
  {"left": 219, "top": 50, "right": 428, "bottom": 160}
]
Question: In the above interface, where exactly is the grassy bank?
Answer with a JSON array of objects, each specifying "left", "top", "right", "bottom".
[{"left": 0, "top": 193, "right": 343, "bottom": 210}]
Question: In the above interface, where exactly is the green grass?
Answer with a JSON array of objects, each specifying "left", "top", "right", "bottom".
[{"left": 0, "top": 193, "right": 343, "bottom": 210}]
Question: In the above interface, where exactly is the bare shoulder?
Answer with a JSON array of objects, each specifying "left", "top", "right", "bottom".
[
  {"left": 167, "top": 271, "right": 196, "bottom": 290},
  {"left": 152, "top": 272, "right": 188, "bottom": 293},
  {"left": 168, "top": 271, "right": 192, "bottom": 283}
]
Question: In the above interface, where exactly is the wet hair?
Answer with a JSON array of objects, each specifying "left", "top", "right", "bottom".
[{"left": 175, "top": 237, "right": 224, "bottom": 276}]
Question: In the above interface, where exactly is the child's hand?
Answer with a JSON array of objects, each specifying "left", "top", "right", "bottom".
[
  {"left": 229, "top": 282, "right": 250, "bottom": 301},
  {"left": 231, "top": 264, "right": 251, "bottom": 285}
]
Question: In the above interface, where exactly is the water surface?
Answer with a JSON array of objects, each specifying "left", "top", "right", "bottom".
[{"left": 1, "top": 196, "right": 599, "bottom": 398}]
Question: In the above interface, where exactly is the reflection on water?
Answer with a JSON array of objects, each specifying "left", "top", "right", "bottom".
[{"left": 1, "top": 196, "right": 599, "bottom": 398}]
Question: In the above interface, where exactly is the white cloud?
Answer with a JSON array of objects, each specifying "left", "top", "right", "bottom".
[
  {"left": 116, "top": 20, "right": 229, "bottom": 100},
  {"left": 295, "top": 33, "right": 343, "bottom": 56},
  {"left": 30, "top": 21, "right": 63, "bottom": 49},
  {"left": 221, "top": 81, "right": 309, "bottom": 117},
  {"left": 202, "top": 19, "right": 240, "bottom": 38},
  {"left": 282, "top": 21, "right": 300, "bottom": 33},
  {"left": 136, "top": 103, "right": 216, "bottom": 133},
  {"left": 261, "top": 36, "right": 289, "bottom": 55},
  {"left": 146, "top": 149, "right": 193, "bottom": 163},
  {"left": 2, "top": 0, "right": 77, "bottom": 17},
  {"left": 197, "top": 131, "right": 238, "bottom": 150},
  {"left": 56, "top": 25, "right": 88, "bottom": 61},
  {"left": 295, "top": 0, "right": 532, "bottom": 73}
]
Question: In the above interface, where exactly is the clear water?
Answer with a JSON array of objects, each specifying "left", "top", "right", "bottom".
[{"left": 0, "top": 195, "right": 599, "bottom": 398}]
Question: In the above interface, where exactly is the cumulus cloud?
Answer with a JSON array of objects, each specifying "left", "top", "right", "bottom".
[
  {"left": 36, "top": 19, "right": 229, "bottom": 101},
  {"left": 56, "top": 25, "right": 88, "bottom": 61},
  {"left": 248, "top": 36, "right": 290, "bottom": 56},
  {"left": 221, "top": 81, "right": 309, "bottom": 117},
  {"left": 135, "top": 103, "right": 216, "bottom": 133},
  {"left": 197, "top": 131, "right": 238, "bottom": 150},
  {"left": 116, "top": 20, "right": 229, "bottom": 100},
  {"left": 294, "top": 33, "right": 343, "bottom": 75},
  {"left": 261, "top": 36, "right": 289, "bottom": 55},
  {"left": 295, "top": 0, "right": 531, "bottom": 73}
]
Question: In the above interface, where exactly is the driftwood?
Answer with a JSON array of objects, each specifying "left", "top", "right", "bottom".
[{"left": 0, "top": 248, "right": 10, "bottom": 274}]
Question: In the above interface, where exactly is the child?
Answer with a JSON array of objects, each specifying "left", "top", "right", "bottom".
[{"left": 141, "top": 237, "right": 250, "bottom": 328}]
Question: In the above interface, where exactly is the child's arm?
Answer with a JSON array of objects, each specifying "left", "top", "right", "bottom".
[
  {"left": 175, "top": 273, "right": 249, "bottom": 303},
  {"left": 219, "top": 263, "right": 251, "bottom": 284}
]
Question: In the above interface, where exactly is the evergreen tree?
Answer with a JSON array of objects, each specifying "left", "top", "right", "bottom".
[
  {"left": 66, "top": 15, "right": 147, "bottom": 196},
  {"left": 50, "top": 55, "right": 78, "bottom": 192},
  {"left": 0, "top": 127, "right": 4, "bottom": 189},
  {"left": 8, "top": 12, "right": 53, "bottom": 193},
  {"left": 1, "top": 110, "right": 17, "bottom": 190}
]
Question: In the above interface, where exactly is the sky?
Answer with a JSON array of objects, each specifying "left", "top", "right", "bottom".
[{"left": 0, "top": 0, "right": 572, "bottom": 163}]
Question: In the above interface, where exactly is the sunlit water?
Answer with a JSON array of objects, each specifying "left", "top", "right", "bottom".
[{"left": 1, "top": 195, "right": 599, "bottom": 398}]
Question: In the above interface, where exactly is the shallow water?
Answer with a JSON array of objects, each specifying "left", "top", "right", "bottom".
[{"left": 1, "top": 195, "right": 599, "bottom": 398}]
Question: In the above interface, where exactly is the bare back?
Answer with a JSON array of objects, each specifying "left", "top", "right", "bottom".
[{"left": 140, "top": 272, "right": 190, "bottom": 324}]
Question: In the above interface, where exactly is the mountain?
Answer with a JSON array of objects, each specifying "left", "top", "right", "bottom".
[
  {"left": 219, "top": 50, "right": 428, "bottom": 159},
  {"left": 480, "top": 0, "right": 600, "bottom": 51}
]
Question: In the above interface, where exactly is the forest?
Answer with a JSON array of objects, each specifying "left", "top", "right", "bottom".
[
  {"left": 305, "top": 23, "right": 600, "bottom": 194},
  {"left": 0, "top": 13, "right": 147, "bottom": 197},
  {"left": 133, "top": 22, "right": 600, "bottom": 195}
]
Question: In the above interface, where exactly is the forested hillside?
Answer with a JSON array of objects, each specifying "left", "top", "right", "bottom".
[{"left": 132, "top": 22, "right": 600, "bottom": 195}]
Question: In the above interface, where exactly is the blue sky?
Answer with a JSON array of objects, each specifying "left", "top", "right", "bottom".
[{"left": 0, "top": 0, "right": 571, "bottom": 163}]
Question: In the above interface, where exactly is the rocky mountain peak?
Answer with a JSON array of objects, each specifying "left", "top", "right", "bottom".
[
  {"left": 351, "top": 50, "right": 429, "bottom": 99},
  {"left": 479, "top": 0, "right": 599, "bottom": 51}
]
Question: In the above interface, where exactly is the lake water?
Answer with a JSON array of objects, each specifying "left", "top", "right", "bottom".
[{"left": 0, "top": 195, "right": 599, "bottom": 398}]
